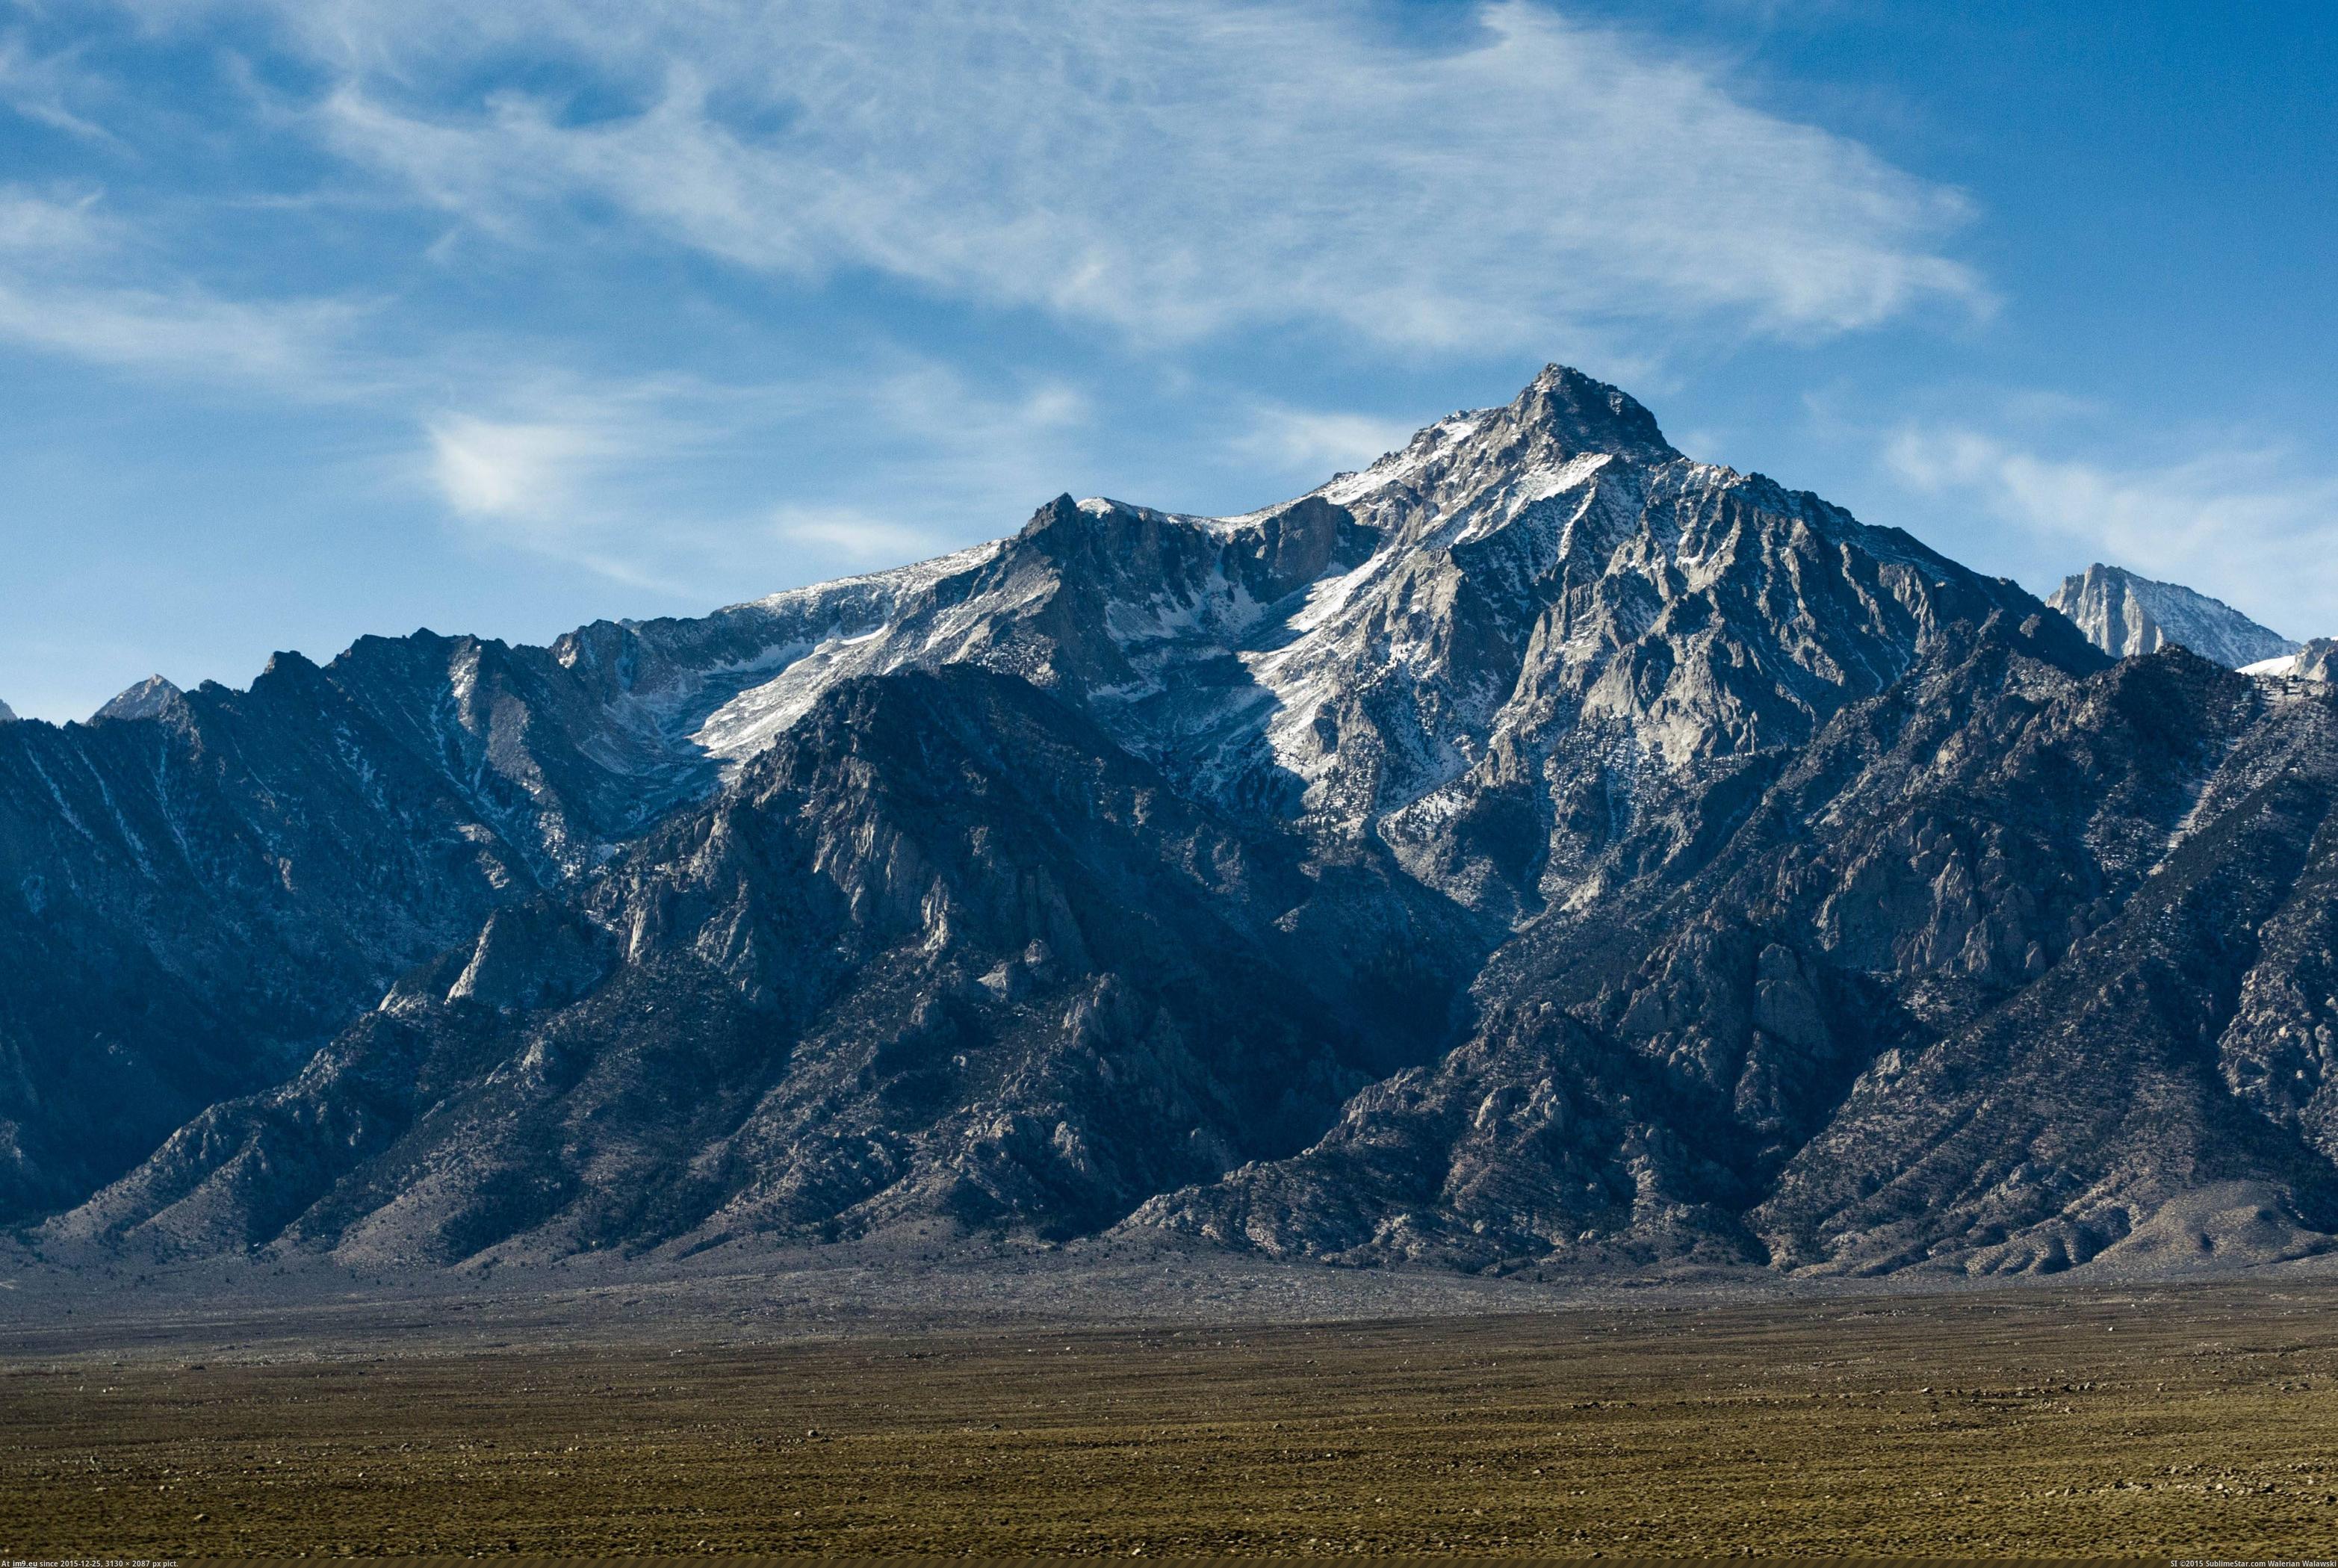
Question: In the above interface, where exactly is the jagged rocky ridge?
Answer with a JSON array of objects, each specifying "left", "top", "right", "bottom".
[
  {"left": 2047, "top": 563, "right": 2299, "bottom": 669},
  {"left": 22, "top": 367, "right": 2338, "bottom": 1280},
  {"left": 0, "top": 565, "right": 995, "bottom": 1218}
]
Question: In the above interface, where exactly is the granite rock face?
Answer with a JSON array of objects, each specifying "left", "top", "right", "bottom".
[
  {"left": 2047, "top": 563, "right": 2298, "bottom": 668},
  {"left": 23, "top": 367, "right": 2338, "bottom": 1280}
]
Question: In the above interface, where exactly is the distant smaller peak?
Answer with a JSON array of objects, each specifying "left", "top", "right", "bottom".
[
  {"left": 93, "top": 674, "right": 185, "bottom": 724},
  {"left": 2044, "top": 561, "right": 2298, "bottom": 668},
  {"left": 0, "top": 695, "right": 16, "bottom": 724}
]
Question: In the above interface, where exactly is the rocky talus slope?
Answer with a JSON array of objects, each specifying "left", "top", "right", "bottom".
[{"left": 19, "top": 366, "right": 2338, "bottom": 1280}]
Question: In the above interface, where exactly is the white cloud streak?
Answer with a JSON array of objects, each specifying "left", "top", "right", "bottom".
[
  {"left": 0, "top": 188, "right": 100, "bottom": 252},
  {"left": 420, "top": 359, "right": 1093, "bottom": 590},
  {"left": 0, "top": 276, "right": 354, "bottom": 381},
  {"left": 417, "top": 381, "right": 734, "bottom": 592},
  {"left": 1885, "top": 425, "right": 2338, "bottom": 639},
  {"left": 161, "top": 0, "right": 1982, "bottom": 352},
  {"left": 1231, "top": 404, "right": 1420, "bottom": 481},
  {"left": 427, "top": 414, "right": 623, "bottom": 527},
  {"left": 772, "top": 507, "right": 955, "bottom": 566}
]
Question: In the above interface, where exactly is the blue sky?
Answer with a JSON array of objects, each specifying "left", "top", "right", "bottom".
[{"left": 2, "top": 0, "right": 2334, "bottom": 720}]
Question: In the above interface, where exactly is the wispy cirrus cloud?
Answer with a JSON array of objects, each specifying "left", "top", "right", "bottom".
[
  {"left": 0, "top": 274, "right": 358, "bottom": 382},
  {"left": 0, "top": 187, "right": 362, "bottom": 385},
  {"left": 0, "top": 188, "right": 101, "bottom": 251},
  {"left": 417, "top": 376, "right": 754, "bottom": 592},
  {"left": 1885, "top": 424, "right": 2338, "bottom": 639},
  {"left": 158, "top": 0, "right": 1982, "bottom": 354},
  {"left": 0, "top": 31, "right": 119, "bottom": 143}
]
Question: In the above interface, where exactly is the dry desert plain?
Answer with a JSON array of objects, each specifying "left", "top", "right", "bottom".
[{"left": 3, "top": 1242, "right": 2338, "bottom": 1556}]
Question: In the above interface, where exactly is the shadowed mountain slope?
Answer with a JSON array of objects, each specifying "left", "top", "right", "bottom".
[
  {"left": 1138, "top": 644, "right": 2338, "bottom": 1277},
  {"left": 55, "top": 668, "right": 1477, "bottom": 1261},
  {"left": 0, "top": 565, "right": 1005, "bottom": 1222}
]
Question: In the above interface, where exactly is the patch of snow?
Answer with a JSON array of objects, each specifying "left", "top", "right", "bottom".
[
  {"left": 1318, "top": 411, "right": 1484, "bottom": 506},
  {"left": 741, "top": 539, "right": 1003, "bottom": 615},
  {"left": 1077, "top": 495, "right": 1255, "bottom": 541},
  {"left": 1502, "top": 451, "right": 1612, "bottom": 521},
  {"left": 447, "top": 646, "right": 480, "bottom": 708},
  {"left": 1289, "top": 555, "right": 1388, "bottom": 639},
  {"left": 691, "top": 626, "right": 895, "bottom": 762}
]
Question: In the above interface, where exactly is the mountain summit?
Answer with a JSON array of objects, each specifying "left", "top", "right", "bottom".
[
  {"left": 677, "top": 362, "right": 2058, "bottom": 918},
  {"left": 14, "top": 367, "right": 2338, "bottom": 1283}
]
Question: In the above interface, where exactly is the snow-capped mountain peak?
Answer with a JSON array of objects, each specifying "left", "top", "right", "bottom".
[{"left": 669, "top": 365, "right": 2066, "bottom": 923}]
